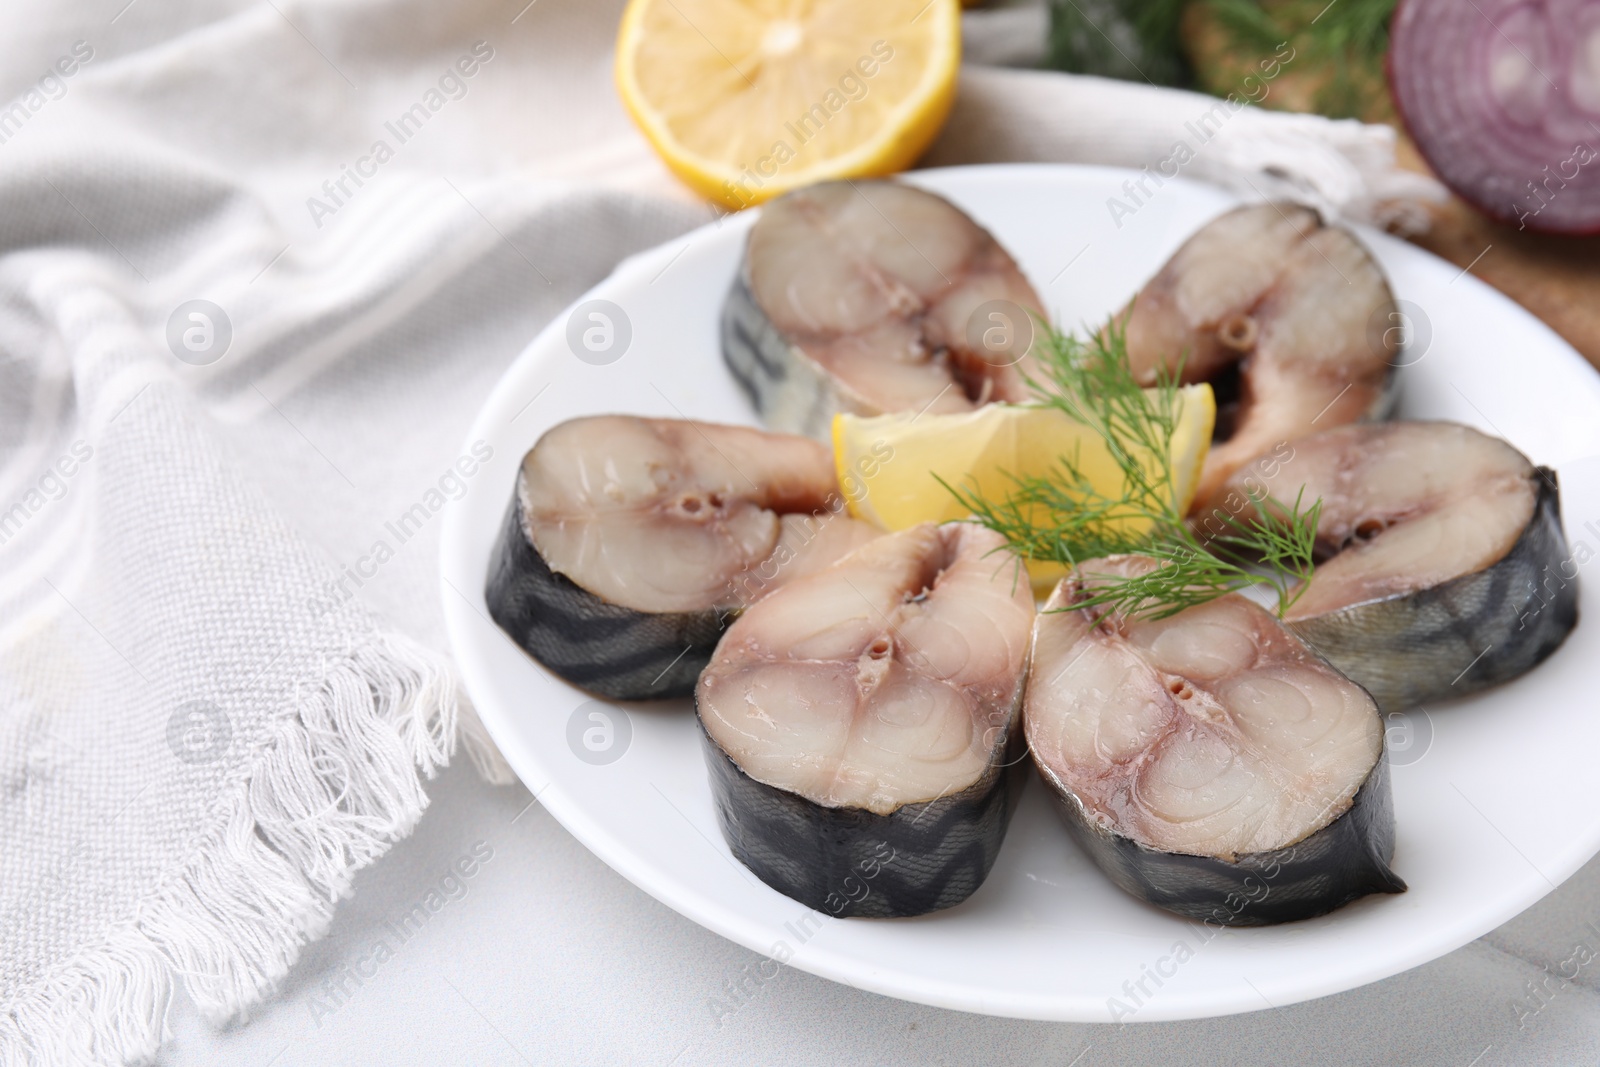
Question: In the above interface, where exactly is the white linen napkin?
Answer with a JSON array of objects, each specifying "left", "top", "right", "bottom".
[{"left": 0, "top": 1, "right": 1440, "bottom": 1062}]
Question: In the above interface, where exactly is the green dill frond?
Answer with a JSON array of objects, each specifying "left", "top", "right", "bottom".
[{"left": 947, "top": 318, "right": 1322, "bottom": 621}]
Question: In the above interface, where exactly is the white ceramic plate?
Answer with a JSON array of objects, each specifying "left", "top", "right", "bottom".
[{"left": 440, "top": 165, "right": 1600, "bottom": 1022}]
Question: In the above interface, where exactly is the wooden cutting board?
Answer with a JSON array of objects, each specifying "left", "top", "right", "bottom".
[{"left": 1394, "top": 141, "right": 1600, "bottom": 373}]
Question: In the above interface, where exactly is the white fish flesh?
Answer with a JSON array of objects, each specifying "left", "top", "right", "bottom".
[{"left": 697, "top": 523, "right": 1034, "bottom": 917}]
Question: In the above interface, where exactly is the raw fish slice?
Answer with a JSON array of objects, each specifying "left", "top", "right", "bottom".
[
  {"left": 1215, "top": 421, "right": 1578, "bottom": 710},
  {"left": 1121, "top": 203, "right": 1399, "bottom": 509},
  {"left": 697, "top": 523, "right": 1034, "bottom": 917},
  {"left": 723, "top": 180, "right": 1044, "bottom": 439},
  {"left": 1027, "top": 557, "right": 1403, "bottom": 926},
  {"left": 487, "top": 416, "right": 879, "bottom": 700}
]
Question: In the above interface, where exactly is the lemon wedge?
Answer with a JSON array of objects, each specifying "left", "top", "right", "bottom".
[
  {"left": 615, "top": 0, "right": 962, "bottom": 210},
  {"left": 833, "top": 393, "right": 1216, "bottom": 589}
]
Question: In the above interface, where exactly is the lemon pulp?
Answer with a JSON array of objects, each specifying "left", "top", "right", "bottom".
[
  {"left": 833, "top": 392, "right": 1217, "bottom": 591},
  {"left": 616, "top": 0, "right": 962, "bottom": 209}
]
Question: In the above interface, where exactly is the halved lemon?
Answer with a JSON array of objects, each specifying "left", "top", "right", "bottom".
[
  {"left": 833, "top": 392, "right": 1216, "bottom": 589},
  {"left": 615, "top": 0, "right": 962, "bottom": 209}
]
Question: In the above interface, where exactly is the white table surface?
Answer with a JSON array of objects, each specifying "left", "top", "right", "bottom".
[{"left": 154, "top": 759, "right": 1600, "bottom": 1067}]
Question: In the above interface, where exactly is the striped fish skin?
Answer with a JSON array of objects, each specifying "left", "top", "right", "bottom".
[
  {"left": 486, "top": 496, "right": 722, "bottom": 700},
  {"left": 696, "top": 523, "right": 1035, "bottom": 917},
  {"left": 700, "top": 719, "right": 1028, "bottom": 918},
  {"left": 723, "top": 268, "right": 839, "bottom": 440},
  {"left": 1289, "top": 470, "right": 1577, "bottom": 711},
  {"left": 1027, "top": 559, "right": 1403, "bottom": 926},
  {"left": 1038, "top": 755, "right": 1404, "bottom": 927},
  {"left": 722, "top": 180, "right": 1043, "bottom": 440}
]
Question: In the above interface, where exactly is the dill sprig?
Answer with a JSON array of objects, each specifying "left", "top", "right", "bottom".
[{"left": 943, "top": 321, "right": 1320, "bottom": 621}]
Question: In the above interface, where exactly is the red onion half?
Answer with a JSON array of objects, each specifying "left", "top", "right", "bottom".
[{"left": 1389, "top": 0, "right": 1600, "bottom": 234}]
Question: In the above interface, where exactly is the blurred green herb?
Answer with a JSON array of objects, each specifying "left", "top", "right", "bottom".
[
  {"left": 1046, "top": 0, "right": 1192, "bottom": 86},
  {"left": 1045, "top": 0, "right": 1398, "bottom": 119},
  {"left": 1203, "top": 0, "right": 1396, "bottom": 117},
  {"left": 941, "top": 321, "right": 1321, "bottom": 620}
]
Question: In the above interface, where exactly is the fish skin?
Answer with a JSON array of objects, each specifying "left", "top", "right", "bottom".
[
  {"left": 722, "top": 264, "right": 842, "bottom": 440},
  {"left": 1290, "top": 470, "right": 1579, "bottom": 711},
  {"left": 1037, "top": 754, "right": 1405, "bottom": 927},
  {"left": 699, "top": 714, "right": 1029, "bottom": 918},
  {"left": 485, "top": 496, "right": 724, "bottom": 700}
]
